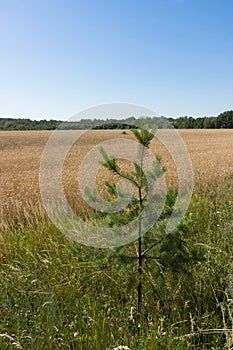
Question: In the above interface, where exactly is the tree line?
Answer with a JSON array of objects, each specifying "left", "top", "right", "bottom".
[{"left": 0, "top": 110, "right": 233, "bottom": 130}]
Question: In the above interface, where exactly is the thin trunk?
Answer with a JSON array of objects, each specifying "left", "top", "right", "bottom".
[
  {"left": 137, "top": 217, "right": 142, "bottom": 314},
  {"left": 137, "top": 185, "right": 143, "bottom": 315}
]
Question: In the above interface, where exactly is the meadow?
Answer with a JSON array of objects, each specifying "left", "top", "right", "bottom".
[{"left": 0, "top": 129, "right": 233, "bottom": 349}]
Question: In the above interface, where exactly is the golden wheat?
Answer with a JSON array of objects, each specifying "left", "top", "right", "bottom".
[{"left": 1, "top": 129, "right": 233, "bottom": 223}]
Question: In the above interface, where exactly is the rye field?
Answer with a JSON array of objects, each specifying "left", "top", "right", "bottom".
[
  {"left": 0, "top": 129, "right": 233, "bottom": 349},
  {"left": 1, "top": 129, "right": 233, "bottom": 223}
]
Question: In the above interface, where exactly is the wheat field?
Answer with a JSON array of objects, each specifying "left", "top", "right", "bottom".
[{"left": 1, "top": 129, "right": 233, "bottom": 223}]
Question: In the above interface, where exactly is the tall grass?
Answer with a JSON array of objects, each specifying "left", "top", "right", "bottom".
[{"left": 0, "top": 177, "right": 232, "bottom": 349}]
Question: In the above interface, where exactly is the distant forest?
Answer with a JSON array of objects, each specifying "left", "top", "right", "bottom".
[{"left": 0, "top": 110, "right": 233, "bottom": 130}]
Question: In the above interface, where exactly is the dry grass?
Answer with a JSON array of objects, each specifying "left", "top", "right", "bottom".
[{"left": 1, "top": 129, "right": 233, "bottom": 223}]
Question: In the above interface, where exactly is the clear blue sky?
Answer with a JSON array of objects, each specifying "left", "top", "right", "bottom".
[{"left": 0, "top": 0, "right": 233, "bottom": 120}]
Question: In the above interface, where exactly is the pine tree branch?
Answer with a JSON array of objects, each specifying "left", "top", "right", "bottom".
[
  {"left": 141, "top": 237, "right": 165, "bottom": 257},
  {"left": 112, "top": 167, "right": 141, "bottom": 190}
]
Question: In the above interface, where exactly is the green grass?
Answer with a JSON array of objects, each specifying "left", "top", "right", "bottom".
[{"left": 0, "top": 179, "right": 233, "bottom": 349}]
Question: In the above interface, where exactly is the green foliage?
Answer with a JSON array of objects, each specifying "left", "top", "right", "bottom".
[
  {"left": 1, "top": 110, "right": 233, "bottom": 130},
  {"left": 99, "top": 146, "right": 118, "bottom": 172},
  {"left": 157, "top": 231, "right": 206, "bottom": 273},
  {"left": 0, "top": 118, "right": 60, "bottom": 130},
  {"left": 0, "top": 180, "right": 233, "bottom": 349},
  {"left": 216, "top": 110, "right": 233, "bottom": 128},
  {"left": 85, "top": 128, "right": 206, "bottom": 320},
  {"left": 132, "top": 128, "right": 154, "bottom": 147}
]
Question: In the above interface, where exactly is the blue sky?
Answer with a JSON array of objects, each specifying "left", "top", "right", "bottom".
[{"left": 0, "top": 0, "right": 233, "bottom": 120}]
